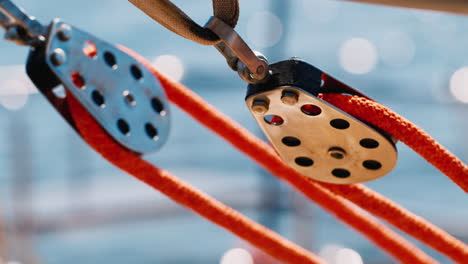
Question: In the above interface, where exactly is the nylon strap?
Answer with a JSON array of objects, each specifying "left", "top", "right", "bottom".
[{"left": 128, "top": 0, "right": 239, "bottom": 45}]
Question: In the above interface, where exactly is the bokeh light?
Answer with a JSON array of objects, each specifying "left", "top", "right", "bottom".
[
  {"left": 335, "top": 248, "right": 363, "bottom": 264},
  {"left": 0, "top": 80, "right": 29, "bottom": 111},
  {"left": 319, "top": 244, "right": 342, "bottom": 263},
  {"left": 319, "top": 245, "right": 363, "bottom": 264},
  {"left": 0, "top": 1, "right": 466, "bottom": 264},
  {"left": 0, "top": 65, "right": 37, "bottom": 111},
  {"left": 379, "top": 30, "right": 416, "bottom": 67},
  {"left": 6, "top": 261, "right": 22, "bottom": 264},
  {"left": 152, "top": 55, "right": 185, "bottom": 82},
  {"left": 247, "top": 11, "right": 283, "bottom": 49},
  {"left": 220, "top": 248, "right": 254, "bottom": 264},
  {"left": 450, "top": 67, "right": 468, "bottom": 103},
  {"left": 339, "top": 38, "right": 378, "bottom": 74}
]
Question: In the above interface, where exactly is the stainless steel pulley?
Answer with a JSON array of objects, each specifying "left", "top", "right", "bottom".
[
  {"left": 205, "top": 16, "right": 398, "bottom": 184},
  {"left": 0, "top": 1, "right": 170, "bottom": 154},
  {"left": 26, "top": 21, "right": 170, "bottom": 154},
  {"left": 33, "top": 20, "right": 171, "bottom": 154},
  {"left": 245, "top": 59, "right": 398, "bottom": 184}
]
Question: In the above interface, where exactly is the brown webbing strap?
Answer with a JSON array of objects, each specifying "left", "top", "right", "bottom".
[{"left": 128, "top": 0, "right": 239, "bottom": 45}]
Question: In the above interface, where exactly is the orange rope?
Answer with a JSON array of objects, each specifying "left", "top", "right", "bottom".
[
  {"left": 66, "top": 93, "right": 325, "bottom": 264},
  {"left": 319, "top": 94, "right": 468, "bottom": 263},
  {"left": 118, "top": 47, "right": 467, "bottom": 263},
  {"left": 322, "top": 183, "right": 468, "bottom": 263},
  {"left": 321, "top": 94, "right": 468, "bottom": 194},
  {"left": 118, "top": 47, "right": 438, "bottom": 263}
]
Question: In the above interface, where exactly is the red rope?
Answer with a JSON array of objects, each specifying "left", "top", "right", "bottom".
[
  {"left": 117, "top": 47, "right": 438, "bottom": 263},
  {"left": 321, "top": 93, "right": 468, "bottom": 194},
  {"left": 64, "top": 45, "right": 468, "bottom": 263},
  {"left": 118, "top": 47, "right": 467, "bottom": 263},
  {"left": 319, "top": 94, "right": 468, "bottom": 263},
  {"left": 66, "top": 93, "right": 325, "bottom": 264},
  {"left": 323, "top": 183, "right": 468, "bottom": 263}
]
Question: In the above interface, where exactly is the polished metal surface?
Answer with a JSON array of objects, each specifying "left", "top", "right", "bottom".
[
  {"left": 45, "top": 20, "right": 170, "bottom": 153},
  {"left": 206, "top": 16, "right": 269, "bottom": 83},
  {"left": 0, "top": 0, "right": 45, "bottom": 46},
  {"left": 246, "top": 86, "right": 397, "bottom": 184}
]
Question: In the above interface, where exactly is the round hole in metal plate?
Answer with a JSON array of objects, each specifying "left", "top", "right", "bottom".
[
  {"left": 151, "top": 97, "right": 166, "bottom": 116},
  {"left": 295, "top": 157, "right": 314, "bottom": 167},
  {"left": 71, "top": 72, "right": 85, "bottom": 89},
  {"left": 264, "top": 115, "right": 284, "bottom": 126},
  {"left": 117, "top": 119, "right": 130, "bottom": 136},
  {"left": 301, "top": 104, "right": 322, "bottom": 116},
  {"left": 91, "top": 90, "right": 105, "bottom": 108},
  {"left": 104, "top": 51, "right": 117, "bottom": 69},
  {"left": 330, "top": 119, "right": 350, "bottom": 130},
  {"left": 83, "top": 40, "right": 97, "bottom": 58},
  {"left": 360, "top": 138, "right": 379, "bottom": 149},
  {"left": 130, "top": 64, "right": 143, "bottom": 81},
  {"left": 145, "top": 123, "right": 159, "bottom": 141},
  {"left": 332, "top": 168, "right": 351, "bottom": 178},
  {"left": 282, "top": 136, "right": 301, "bottom": 147},
  {"left": 363, "top": 160, "right": 382, "bottom": 170}
]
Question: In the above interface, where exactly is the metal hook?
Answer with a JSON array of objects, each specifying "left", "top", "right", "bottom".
[
  {"left": 0, "top": 0, "right": 45, "bottom": 46},
  {"left": 205, "top": 16, "right": 269, "bottom": 84}
]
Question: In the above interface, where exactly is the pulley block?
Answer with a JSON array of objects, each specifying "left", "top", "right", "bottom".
[
  {"left": 25, "top": 20, "right": 170, "bottom": 154},
  {"left": 246, "top": 59, "right": 398, "bottom": 184}
]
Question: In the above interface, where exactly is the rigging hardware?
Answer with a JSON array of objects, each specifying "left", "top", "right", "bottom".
[
  {"left": 202, "top": 11, "right": 398, "bottom": 183},
  {"left": 0, "top": 0, "right": 170, "bottom": 154},
  {"left": 0, "top": 0, "right": 45, "bottom": 46},
  {"left": 205, "top": 16, "right": 269, "bottom": 84},
  {"left": 129, "top": 0, "right": 399, "bottom": 183},
  {"left": 246, "top": 59, "right": 398, "bottom": 184}
]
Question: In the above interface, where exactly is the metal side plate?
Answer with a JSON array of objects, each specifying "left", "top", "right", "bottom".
[
  {"left": 44, "top": 20, "right": 170, "bottom": 153},
  {"left": 246, "top": 86, "right": 397, "bottom": 184}
]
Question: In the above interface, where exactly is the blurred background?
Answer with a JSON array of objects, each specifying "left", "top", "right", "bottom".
[{"left": 0, "top": 0, "right": 467, "bottom": 263}]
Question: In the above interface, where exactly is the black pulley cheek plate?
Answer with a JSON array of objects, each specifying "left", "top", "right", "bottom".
[
  {"left": 44, "top": 20, "right": 170, "bottom": 154},
  {"left": 246, "top": 86, "right": 398, "bottom": 184}
]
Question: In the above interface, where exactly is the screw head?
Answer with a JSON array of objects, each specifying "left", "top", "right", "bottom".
[
  {"left": 252, "top": 97, "right": 269, "bottom": 113},
  {"left": 50, "top": 48, "right": 67, "bottom": 66},
  {"left": 330, "top": 151, "right": 345, "bottom": 160},
  {"left": 123, "top": 90, "right": 137, "bottom": 107},
  {"left": 256, "top": 65, "right": 265, "bottom": 75},
  {"left": 328, "top": 147, "right": 346, "bottom": 160},
  {"left": 281, "top": 90, "right": 299, "bottom": 105},
  {"left": 57, "top": 24, "right": 72, "bottom": 41}
]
